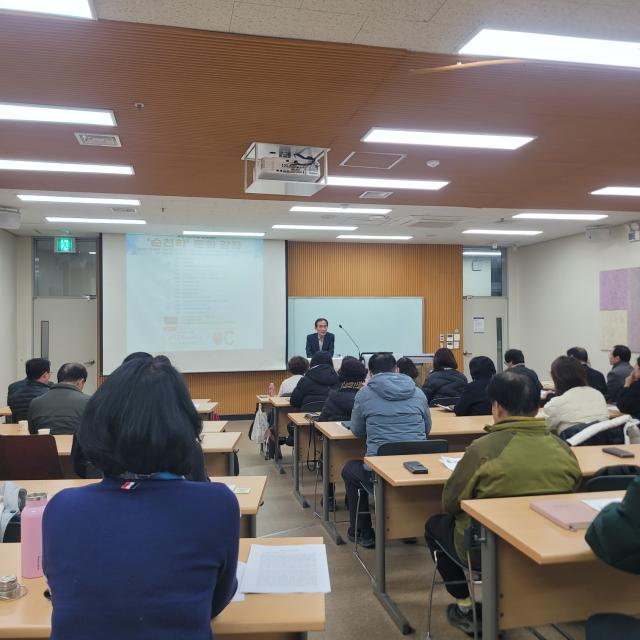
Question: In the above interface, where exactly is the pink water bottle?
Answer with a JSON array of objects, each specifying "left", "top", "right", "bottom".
[
  {"left": 268, "top": 382, "right": 275, "bottom": 397},
  {"left": 21, "top": 493, "right": 47, "bottom": 579}
]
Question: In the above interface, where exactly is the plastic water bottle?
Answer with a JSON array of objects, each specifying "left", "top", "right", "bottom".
[
  {"left": 21, "top": 493, "right": 47, "bottom": 578},
  {"left": 268, "top": 382, "right": 275, "bottom": 397}
]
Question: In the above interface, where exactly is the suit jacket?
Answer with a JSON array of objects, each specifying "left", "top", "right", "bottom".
[
  {"left": 28, "top": 383, "right": 90, "bottom": 435},
  {"left": 7, "top": 378, "right": 50, "bottom": 422},
  {"left": 305, "top": 332, "right": 335, "bottom": 358},
  {"left": 584, "top": 364, "right": 607, "bottom": 397}
]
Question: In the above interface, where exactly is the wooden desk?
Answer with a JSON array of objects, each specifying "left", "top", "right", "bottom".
[
  {"left": 287, "top": 412, "right": 320, "bottom": 509},
  {"left": 0, "top": 537, "right": 325, "bottom": 640},
  {"left": 0, "top": 405, "right": 11, "bottom": 420},
  {"left": 16, "top": 476, "right": 267, "bottom": 537},
  {"left": 194, "top": 400, "right": 218, "bottom": 419},
  {"left": 200, "top": 432, "right": 241, "bottom": 476},
  {"left": 202, "top": 420, "right": 227, "bottom": 433},
  {"left": 462, "top": 492, "right": 639, "bottom": 639},
  {"left": 256, "top": 395, "right": 291, "bottom": 475}
]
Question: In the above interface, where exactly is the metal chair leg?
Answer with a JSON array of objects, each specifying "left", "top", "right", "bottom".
[{"left": 424, "top": 550, "right": 440, "bottom": 640}]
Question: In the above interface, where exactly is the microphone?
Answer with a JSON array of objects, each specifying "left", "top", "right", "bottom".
[{"left": 338, "top": 324, "right": 362, "bottom": 360}]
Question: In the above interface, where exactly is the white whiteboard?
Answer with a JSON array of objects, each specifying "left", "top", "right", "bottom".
[{"left": 288, "top": 297, "right": 424, "bottom": 358}]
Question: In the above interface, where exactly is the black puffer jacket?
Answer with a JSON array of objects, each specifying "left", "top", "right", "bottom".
[
  {"left": 318, "top": 383, "right": 362, "bottom": 422},
  {"left": 290, "top": 364, "right": 339, "bottom": 411},
  {"left": 7, "top": 379, "right": 50, "bottom": 422},
  {"left": 422, "top": 368, "right": 467, "bottom": 406},
  {"left": 454, "top": 357, "right": 496, "bottom": 416}
]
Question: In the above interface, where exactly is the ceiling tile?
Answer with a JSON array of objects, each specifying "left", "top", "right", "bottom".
[{"left": 300, "top": 0, "right": 444, "bottom": 21}]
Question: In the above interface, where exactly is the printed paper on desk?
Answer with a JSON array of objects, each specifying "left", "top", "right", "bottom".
[
  {"left": 242, "top": 544, "right": 331, "bottom": 593},
  {"left": 440, "top": 456, "right": 461, "bottom": 471},
  {"left": 582, "top": 498, "right": 623, "bottom": 512},
  {"left": 231, "top": 561, "right": 246, "bottom": 602}
]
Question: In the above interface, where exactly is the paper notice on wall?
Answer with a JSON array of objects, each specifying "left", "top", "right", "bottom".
[
  {"left": 473, "top": 316, "right": 485, "bottom": 334},
  {"left": 446, "top": 333, "right": 454, "bottom": 348}
]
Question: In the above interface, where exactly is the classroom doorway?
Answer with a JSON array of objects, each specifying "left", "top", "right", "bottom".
[{"left": 462, "top": 297, "right": 508, "bottom": 377}]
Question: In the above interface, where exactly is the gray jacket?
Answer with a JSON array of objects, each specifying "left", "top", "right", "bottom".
[
  {"left": 28, "top": 383, "right": 90, "bottom": 435},
  {"left": 345, "top": 372, "right": 431, "bottom": 459},
  {"left": 607, "top": 362, "right": 633, "bottom": 402}
]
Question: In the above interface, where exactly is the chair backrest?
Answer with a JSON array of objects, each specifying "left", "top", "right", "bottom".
[
  {"left": 301, "top": 399, "right": 326, "bottom": 413},
  {"left": 0, "top": 435, "right": 64, "bottom": 480},
  {"left": 378, "top": 439, "right": 449, "bottom": 456},
  {"left": 429, "top": 396, "right": 460, "bottom": 408},
  {"left": 586, "top": 475, "right": 637, "bottom": 492}
]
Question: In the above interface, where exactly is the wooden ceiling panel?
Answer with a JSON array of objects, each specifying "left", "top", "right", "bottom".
[{"left": 1, "top": 13, "right": 640, "bottom": 212}]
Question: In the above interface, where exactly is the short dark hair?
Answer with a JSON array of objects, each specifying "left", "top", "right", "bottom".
[
  {"left": 338, "top": 356, "right": 367, "bottom": 382},
  {"left": 504, "top": 348, "right": 525, "bottom": 365},
  {"left": 288, "top": 356, "right": 309, "bottom": 376},
  {"left": 315, "top": 318, "right": 328, "bottom": 328},
  {"left": 487, "top": 370, "right": 539, "bottom": 417},
  {"left": 612, "top": 345, "right": 632, "bottom": 362},
  {"left": 469, "top": 356, "right": 496, "bottom": 381},
  {"left": 566, "top": 347, "right": 588, "bottom": 363},
  {"left": 551, "top": 356, "right": 587, "bottom": 395},
  {"left": 57, "top": 363, "right": 88, "bottom": 383},
  {"left": 310, "top": 351, "right": 332, "bottom": 367},
  {"left": 122, "top": 352, "right": 152, "bottom": 364},
  {"left": 397, "top": 357, "right": 418, "bottom": 379},
  {"left": 26, "top": 358, "right": 50, "bottom": 381},
  {"left": 433, "top": 348, "right": 458, "bottom": 371},
  {"left": 370, "top": 352, "right": 396, "bottom": 374},
  {"left": 78, "top": 357, "right": 202, "bottom": 476}
]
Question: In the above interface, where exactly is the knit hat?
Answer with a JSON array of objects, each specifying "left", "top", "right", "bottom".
[{"left": 338, "top": 356, "right": 367, "bottom": 382}]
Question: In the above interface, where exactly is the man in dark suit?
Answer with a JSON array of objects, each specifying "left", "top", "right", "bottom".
[
  {"left": 7, "top": 357, "right": 51, "bottom": 422},
  {"left": 504, "top": 348, "right": 543, "bottom": 392},
  {"left": 566, "top": 346, "right": 607, "bottom": 397},
  {"left": 305, "top": 317, "right": 335, "bottom": 358}
]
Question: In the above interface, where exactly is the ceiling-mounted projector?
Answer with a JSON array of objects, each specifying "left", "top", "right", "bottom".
[{"left": 0, "top": 206, "right": 21, "bottom": 230}]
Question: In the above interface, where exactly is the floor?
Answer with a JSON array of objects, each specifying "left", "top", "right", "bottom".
[{"left": 232, "top": 419, "right": 587, "bottom": 640}]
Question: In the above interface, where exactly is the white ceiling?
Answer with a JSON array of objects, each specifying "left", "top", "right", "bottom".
[
  {"left": 2, "top": 188, "right": 637, "bottom": 246},
  {"left": 94, "top": 0, "right": 640, "bottom": 55}
]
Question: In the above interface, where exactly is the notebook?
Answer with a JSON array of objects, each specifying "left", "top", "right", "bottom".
[{"left": 529, "top": 499, "right": 599, "bottom": 531}]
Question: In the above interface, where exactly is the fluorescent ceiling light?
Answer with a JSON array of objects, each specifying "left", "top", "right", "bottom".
[
  {"left": 182, "top": 231, "right": 265, "bottom": 237},
  {"left": 273, "top": 224, "right": 358, "bottom": 231},
  {"left": 290, "top": 206, "right": 392, "bottom": 214},
  {"left": 459, "top": 28, "right": 640, "bottom": 69},
  {"left": 591, "top": 186, "right": 640, "bottom": 197},
  {"left": 18, "top": 194, "right": 140, "bottom": 205},
  {"left": 0, "top": 159, "right": 133, "bottom": 175},
  {"left": 0, "top": 103, "right": 113, "bottom": 126},
  {"left": 0, "top": 0, "right": 95, "bottom": 19},
  {"left": 463, "top": 229, "right": 542, "bottom": 236},
  {"left": 88, "top": 251, "right": 97, "bottom": 255},
  {"left": 328, "top": 176, "right": 448, "bottom": 191},
  {"left": 363, "top": 128, "right": 533, "bottom": 150},
  {"left": 337, "top": 235, "right": 412, "bottom": 240},
  {"left": 45, "top": 217, "right": 145, "bottom": 225},
  {"left": 463, "top": 251, "right": 501, "bottom": 256},
  {"left": 513, "top": 212, "right": 608, "bottom": 221}
]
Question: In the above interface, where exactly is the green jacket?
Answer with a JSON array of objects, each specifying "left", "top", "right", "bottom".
[
  {"left": 586, "top": 475, "right": 640, "bottom": 574},
  {"left": 443, "top": 417, "right": 582, "bottom": 560}
]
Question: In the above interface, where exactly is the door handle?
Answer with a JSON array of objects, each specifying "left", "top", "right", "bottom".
[
  {"left": 83, "top": 360, "right": 96, "bottom": 366},
  {"left": 463, "top": 351, "right": 473, "bottom": 356}
]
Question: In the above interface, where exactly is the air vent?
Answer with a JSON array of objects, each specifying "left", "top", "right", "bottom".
[
  {"left": 340, "top": 151, "right": 406, "bottom": 170},
  {"left": 75, "top": 132, "right": 122, "bottom": 147},
  {"left": 359, "top": 191, "right": 393, "bottom": 199},
  {"left": 111, "top": 206, "right": 137, "bottom": 214},
  {"left": 396, "top": 215, "right": 463, "bottom": 229}
]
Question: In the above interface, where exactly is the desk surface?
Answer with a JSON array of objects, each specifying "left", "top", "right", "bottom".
[
  {"left": 288, "top": 412, "right": 312, "bottom": 426},
  {"left": 314, "top": 421, "right": 356, "bottom": 440},
  {"left": 194, "top": 401, "right": 218, "bottom": 414},
  {"left": 256, "top": 395, "right": 291, "bottom": 408},
  {"left": 462, "top": 491, "right": 624, "bottom": 565},
  {"left": 0, "top": 405, "right": 10, "bottom": 417},
  {"left": 17, "top": 476, "right": 267, "bottom": 515},
  {"left": 202, "top": 420, "right": 227, "bottom": 433},
  {"left": 200, "top": 431, "right": 241, "bottom": 452},
  {"left": 0, "top": 537, "right": 325, "bottom": 638}
]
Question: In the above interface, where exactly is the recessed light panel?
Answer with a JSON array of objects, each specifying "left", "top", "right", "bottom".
[
  {"left": 18, "top": 195, "right": 140, "bottom": 205},
  {"left": 463, "top": 229, "right": 542, "bottom": 236},
  {"left": 336, "top": 235, "right": 413, "bottom": 240},
  {"left": 513, "top": 212, "right": 608, "bottom": 221},
  {"left": 0, "top": 103, "right": 114, "bottom": 126},
  {"left": 290, "top": 206, "right": 392, "bottom": 214},
  {"left": 328, "top": 176, "right": 448, "bottom": 191},
  {"left": 460, "top": 28, "right": 640, "bottom": 69},
  {"left": 591, "top": 187, "right": 640, "bottom": 197},
  {"left": 0, "top": 159, "right": 133, "bottom": 175},
  {"left": 273, "top": 224, "right": 358, "bottom": 231},
  {"left": 463, "top": 251, "right": 502, "bottom": 256},
  {"left": 46, "top": 217, "right": 145, "bottom": 225},
  {"left": 363, "top": 127, "right": 533, "bottom": 150},
  {"left": 0, "top": 0, "right": 95, "bottom": 19},
  {"left": 182, "top": 231, "right": 265, "bottom": 237}
]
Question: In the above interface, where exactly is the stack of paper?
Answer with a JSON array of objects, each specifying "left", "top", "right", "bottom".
[
  {"left": 440, "top": 456, "right": 461, "bottom": 471},
  {"left": 232, "top": 562, "right": 246, "bottom": 602}
]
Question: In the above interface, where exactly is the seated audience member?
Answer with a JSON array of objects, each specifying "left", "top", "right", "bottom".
[
  {"left": 617, "top": 356, "right": 640, "bottom": 419},
  {"left": 343, "top": 353, "right": 431, "bottom": 547},
  {"left": 607, "top": 344, "right": 633, "bottom": 402},
  {"left": 504, "top": 348, "right": 543, "bottom": 391},
  {"left": 43, "top": 356, "right": 239, "bottom": 640},
  {"left": 290, "top": 350, "right": 339, "bottom": 411},
  {"left": 422, "top": 348, "right": 467, "bottom": 406},
  {"left": 454, "top": 356, "right": 496, "bottom": 416},
  {"left": 544, "top": 356, "right": 609, "bottom": 436},
  {"left": 122, "top": 351, "right": 152, "bottom": 363},
  {"left": 318, "top": 356, "right": 367, "bottom": 422},
  {"left": 425, "top": 371, "right": 581, "bottom": 635},
  {"left": 28, "top": 363, "right": 89, "bottom": 435},
  {"left": 278, "top": 356, "right": 309, "bottom": 396},
  {"left": 397, "top": 356, "right": 420, "bottom": 386},
  {"left": 7, "top": 358, "right": 51, "bottom": 422},
  {"left": 566, "top": 346, "right": 607, "bottom": 397}
]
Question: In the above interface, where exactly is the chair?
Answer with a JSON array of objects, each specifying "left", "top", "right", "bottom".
[
  {"left": 586, "top": 613, "right": 640, "bottom": 639},
  {"left": 0, "top": 435, "right": 63, "bottom": 480},
  {"left": 586, "top": 475, "right": 637, "bottom": 492}
]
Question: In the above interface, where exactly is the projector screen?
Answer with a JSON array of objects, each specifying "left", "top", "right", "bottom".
[{"left": 102, "top": 234, "right": 286, "bottom": 374}]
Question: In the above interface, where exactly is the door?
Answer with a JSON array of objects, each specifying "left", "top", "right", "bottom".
[
  {"left": 463, "top": 297, "right": 508, "bottom": 377},
  {"left": 33, "top": 298, "right": 97, "bottom": 394}
]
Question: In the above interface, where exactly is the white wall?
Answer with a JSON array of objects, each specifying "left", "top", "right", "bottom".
[
  {"left": 508, "top": 224, "right": 640, "bottom": 380},
  {"left": 0, "top": 230, "right": 17, "bottom": 403},
  {"left": 463, "top": 256, "right": 492, "bottom": 296}
]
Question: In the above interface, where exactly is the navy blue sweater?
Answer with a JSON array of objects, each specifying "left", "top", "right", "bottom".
[{"left": 43, "top": 478, "right": 239, "bottom": 640}]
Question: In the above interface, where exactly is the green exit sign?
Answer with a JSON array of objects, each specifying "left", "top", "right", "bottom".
[{"left": 54, "top": 237, "right": 76, "bottom": 254}]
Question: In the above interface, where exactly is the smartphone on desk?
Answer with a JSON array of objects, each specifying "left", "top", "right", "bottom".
[
  {"left": 403, "top": 461, "right": 428, "bottom": 474},
  {"left": 602, "top": 447, "right": 635, "bottom": 458}
]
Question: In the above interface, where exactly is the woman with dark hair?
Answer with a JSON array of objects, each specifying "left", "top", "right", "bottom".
[
  {"left": 318, "top": 356, "right": 367, "bottom": 422},
  {"left": 397, "top": 356, "right": 420, "bottom": 386},
  {"left": 290, "top": 350, "right": 339, "bottom": 411},
  {"left": 544, "top": 355, "right": 609, "bottom": 436},
  {"left": 43, "top": 357, "right": 239, "bottom": 640},
  {"left": 422, "top": 348, "right": 467, "bottom": 407},
  {"left": 454, "top": 356, "right": 496, "bottom": 416},
  {"left": 278, "top": 355, "right": 309, "bottom": 396}
]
